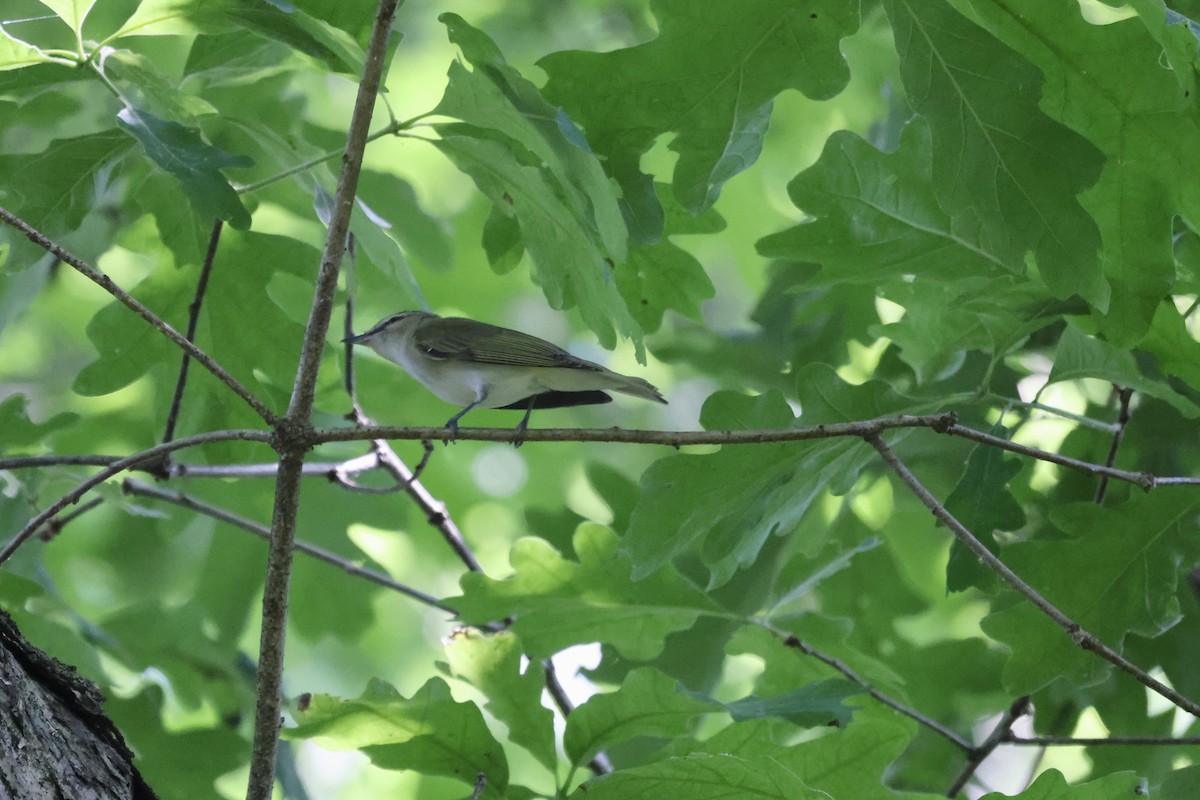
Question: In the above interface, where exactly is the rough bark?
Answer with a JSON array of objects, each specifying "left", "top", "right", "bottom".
[{"left": 0, "top": 609, "right": 157, "bottom": 800}]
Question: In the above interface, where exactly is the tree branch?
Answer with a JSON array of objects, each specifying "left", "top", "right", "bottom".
[
  {"left": 1094, "top": 386, "right": 1135, "bottom": 504},
  {"left": 0, "top": 430, "right": 272, "bottom": 567},
  {"left": 1003, "top": 734, "right": 1200, "bottom": 746},
  {"left": 246, "top": 1, "right": 400, "bottom": 797},
  {"left": 944, "top": 423, "right": 1161, "bottom": 490},
  {"left": 766, "top": 623, "right": 973, "bottom": 752},
  {"left": 866, "top": 433, "right": 1200, "bottom": 719},
  {"left": 544, "top": 657, "right": 613, "bottom": 776},
  {"left": 121, "top": 478, "right": 454, "bottom": 614},
  {"left": 161, "top": 218, "right": 224, "bottom": 447},
  {"left": 945, "top": 696, "right": 1031, "bottom": 797},
  {"left": 0, "top": 206, "right": 277, "bottom": 426}
]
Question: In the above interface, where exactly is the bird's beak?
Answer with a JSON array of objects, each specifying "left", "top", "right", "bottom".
[{"left": 342, "top": 332, "right": 368, "bottom": 344}]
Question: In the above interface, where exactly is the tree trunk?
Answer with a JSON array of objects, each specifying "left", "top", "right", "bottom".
[{"left": 0, "top": 609, "right": 157, "bottom": 800}]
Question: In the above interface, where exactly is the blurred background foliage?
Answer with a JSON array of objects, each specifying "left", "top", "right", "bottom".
[{"left": 1, "top": 0, "right": 1200, "bottom": 798}]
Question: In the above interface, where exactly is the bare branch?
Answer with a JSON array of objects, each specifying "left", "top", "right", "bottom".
[
  {"left": 0, "top": 455, "right": 125, "bottom": 470},
  {"left": 1094, "top": 386, "right": 1135, "bottom": 504},
  {"left": 372, "top": 443, "right": 482, "bottom": 572},
  {"left": 0, "top": 206, "right": 277, "bottom": 426},
  {"left": 162, "top": 218, "right": 224, "bottom": 446},
  {"left": 467, "top": 773, "right": 487, "bottom": 800},
  {"left": 34, "top": 497, "right": 105, "bottom": 543},
  {"left": 313, "top": 413, "right": 961, "bottom": 448},
  {"left": 121, "top": 478, "right": 454, "bottom": 614},
  {"left": 866, "top": 433, "right": 1200, "bottom": 719},
  {"left": 765, "top": 623, "right": 973, "bottom": 752},
  {"left": 1004, "top": 734, "right": 1200, "bottom": 746},
  {"left": 544, "top": 658, "right": 613, "bottom": 776},
  {"left": 946, "top": 696, "right": 1031, "bottom": 797},
  {"left": 0, "top": 430, "right": 272, "bottom": 567},
  {"left": 246, "top": 1, "right": 401, "bottom": 797},
  {"left": 944, "top": 424, "right": 1160, "bottom": 490}
]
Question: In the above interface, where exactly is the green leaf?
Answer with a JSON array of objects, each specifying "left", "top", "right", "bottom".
[
  {"left": 724, "top": 679, "right": 863, "bottom": 728},
  {"left": 1135, "top": 301, "right": 1200, "bottom": 389},
  {"left": 758, "top": 122, "right": 1011, "bottom": 284},
  {"left": 481, "top": 205, "right": 523, "bottom": 274},
  {"left": 286, "top": 677, "right": 508, "bottom": 797},
  {"left": 117, "top": 107, "right": 253, "bottom": 229},
  {"left": 981, "top": 492, "right": 1200, "bottom": 693},
  {"left": 541, "top": 0, "right": 860, "bottom": 218},
  {"left": 437, "top": 13, "right": 628, "bottom": 264},
  {"left": 1163, "top": 764, "right": 1200, "bottom": 800},
  {"left": 657, "top": 708, "right": 923, "bottom": 800},
  {"left": 1047, "top": 324, "right": 1200, "bottom": 418},
  {"left": 449, "top": 524, "right": 718, "bottom": 660},
  {"left": 0, "top": 25, "right": 66, "bottom": 70},
  {"left": 948, "top": 0, "right": 1196, "bottom": 344},
  {"left": 357, "top": 171, "right": 453, "bottom": 273},
  {"left": 114, "top": 0, "right": 365, "bottom": 75},
  {"left": 0, "top": 394, "right": 78, "bottom": 452},
  {"left": 73, "top": 257, "right": 193, "bottom": 397},
  {"left": 883, "top": 0, "right": 1105, "bottom": 307},
  {"left": 978, "top": 768, "right": 1142, "bottom": 800},
  {"left": 945, "top": 429, "right": 1027, "bottom": 593},
  {"left": 430, "top": 127, "right": 642, "bottom": 355},
  {"left": 37, "top": 0, "right": 97, "bottom": 40},
  {"left": 109, "top": 689, "right": 246, "bottom": 800},
  {"left": 100, "top": 49, "right": 216, "bottom": 123},
  {"left": 571, "top": 752, "right": 829, "bottom": 800},
  {"left": 626, "top": 369, "right": 924, "bottom": 586},
  {"left": 564, "top": 667, "right": 722, "bottom": 766},
  {"left": 443, "top": 629, "right": 557, "bottom": 772},
  {"left": 0, "top": 129, "right": 132, "bottom": 233},
  {"left": 74, "top": 229, "right": 310, "bottom": 407},
  {"left": 615, "top": 186, "right": 717, "bottom": 333}
]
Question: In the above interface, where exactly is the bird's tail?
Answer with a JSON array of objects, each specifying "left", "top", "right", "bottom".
[{"left": 606, "top": 372, "right": 667, "bottom": 404}]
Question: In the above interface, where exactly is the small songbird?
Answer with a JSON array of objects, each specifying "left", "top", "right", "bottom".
[{"left": 345, "top": 311, "right": 666, "bottom": 441}]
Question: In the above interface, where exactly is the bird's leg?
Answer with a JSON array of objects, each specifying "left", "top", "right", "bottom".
[
  {"left": 512, "top": 397, "right": 535, "bottom": 448},
  {"left": 443, "top": 397, "right": 482, "bottom": 444}
]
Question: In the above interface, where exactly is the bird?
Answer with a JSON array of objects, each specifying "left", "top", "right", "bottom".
[{"left": 344, "top": 310, "right": 666, "bottom": 443}]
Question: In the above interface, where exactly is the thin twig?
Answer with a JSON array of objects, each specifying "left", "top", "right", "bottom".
[
  {"left": 945, "top": 696, "right": 1031, "bottom": 797},
  {"left": 374, "top": 443, "right": 480, "bottom": 572},
  {"left": 989, "top": 394, "right": 1119, "bottom": 433},
  {"left": 1094, "top": 386, "right": 1135, "bottom": 504},
  {"left": 0, "top": 430, "right": 272, "bottom": 567},
  {"left": 944, "top": 424, "right": 1162, "bottom": 490},
  {"left": 121, "top": 478, "right": 455, "bottom": 614},
  {"left": 172, "top": 460, "right": 373, "bottom": 478},
  {"left": 246, "top": 2, "right": 400, "bottom": 797},
  {"left": 35, "top": 497, "right": 105, "bottom": 542},
  {"left": 767, "top": 624, "right": 972, "bottom": 751},
  {"left": 0, "top": 455, "right": 125, "bottom": 469},
  {"left": 0, "top": 206, "right": 277, "bottom": 426},
  {"left": 234, "top": 115, "right": 431, "bottom": 196},
  {"left": 1003, "top": 734, "right": 1200, "bottom": 746},
  {"left": 162, "top": 218, "right": 224, "bottom": 447},
  {"left": 866, "top": 433, "right": 1200, "bottom": 719},
  {"left": 543, "top": 658, "right": 613, "bottom": 776}
]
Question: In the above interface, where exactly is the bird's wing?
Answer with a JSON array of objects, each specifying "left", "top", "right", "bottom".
[{"left": 415, "top": 317, "right": 601, "bottom": 371}]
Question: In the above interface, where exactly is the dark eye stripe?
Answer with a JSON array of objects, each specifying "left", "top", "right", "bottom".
[{"left": 363, "top": 311, "right": 416, "bottom": 337}]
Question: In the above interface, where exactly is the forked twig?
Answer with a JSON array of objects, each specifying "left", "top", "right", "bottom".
[
  {"left": 0, "top": 206, "right": 277, "bottom": 426},
  {"left": 866, "top": 433, "right": 1200, "bottom": 719}
]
